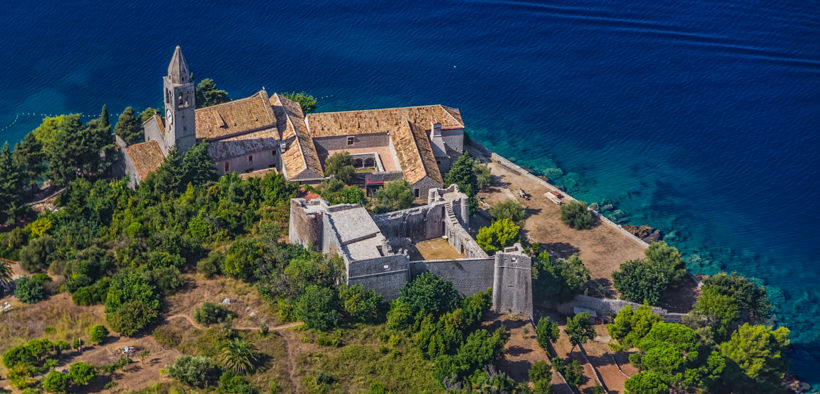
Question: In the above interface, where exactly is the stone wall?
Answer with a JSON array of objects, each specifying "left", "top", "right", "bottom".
[
  {"left": 373, "top": 204, "right": 446, "bottom": 242},
  {"left": 288, "top": 199, "right": 323, "bottom": 249},
  {"left": 348, "top": 254, "right": 410, "bottom": 300},
  {"left": 410, "top": 258, "right": 495, "bottom": 297},
  {"left": 441, "top": 128, "right": 464, "bottom": 154},
  {"left": 215, "top": 148, "right": 278, "bottom": 176},
  {"left": 553, "top": 294, "right": 668, "bottom": 318},
  {"left": 313, "top": 133, "right": 391, "bottom": 155},
  {"left": 411, "top": 176, "right": 444, "bottom": 199},
  {"left": 492, "top": 245, "right": 533, "bottom": 317}
]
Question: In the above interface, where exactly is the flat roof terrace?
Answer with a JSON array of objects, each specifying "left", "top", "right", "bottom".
[{"left": 407, "top": 238, "right": 465, "bottom": 261}]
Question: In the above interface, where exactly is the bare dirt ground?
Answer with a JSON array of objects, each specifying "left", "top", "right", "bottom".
[
  {"left": 581, "top": 325, "right": 640, "bottom": 393},
  {"left": 484, "top": 314, "right": 573, "bottom": 394},
  {"left": 477, "top": 160, "right": 647, "bottom": 297},
  {"left": 410, "top": 238, "right": 464, "bottom": 261}
]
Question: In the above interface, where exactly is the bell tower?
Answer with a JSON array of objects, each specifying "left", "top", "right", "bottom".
[{"left": 163, "top": 46, "right": 196, "bottom": 154}]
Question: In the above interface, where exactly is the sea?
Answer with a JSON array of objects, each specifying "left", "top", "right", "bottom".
[{"left": 1, "top": 0, "right": 818, "bottom": 386}]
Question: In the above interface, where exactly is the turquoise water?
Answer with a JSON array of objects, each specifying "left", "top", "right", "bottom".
[{"left": 0, "top": 0, "right": 818, "bottom": 384}]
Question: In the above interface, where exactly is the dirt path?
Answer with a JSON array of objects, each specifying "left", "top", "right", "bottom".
[
  {"left": 278, "top": 328, "right": 302, "bottom": 393},
  {"left": 166, "top": 314, "right": 302, "bottom": 332}
]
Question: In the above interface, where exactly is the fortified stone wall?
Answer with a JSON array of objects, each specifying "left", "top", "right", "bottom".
[
  {"left": 444, "top": 214, "right": 487, "bottom": 259},
  {"left": 373, "top": 204, "right": 446, "bottom": 241},
  {"left": 492, "top": 245, "right": 533, "bottom": 317},
  {"left": 348, "top": 254, "right": 410, "bottom": 300},
  {"left": 410, "top": 258, "right": 495, "bottom": 297},
  {"left": 288, "top": 199, "right": 323, "bottom": 249}
]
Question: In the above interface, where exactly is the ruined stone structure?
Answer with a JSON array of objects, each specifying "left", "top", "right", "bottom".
[
  {"left": 120, "top": 46, "right": 465, "bottom": 197},
  {"left": 289, "top": 185, "right": 533, "bottom": 317}
]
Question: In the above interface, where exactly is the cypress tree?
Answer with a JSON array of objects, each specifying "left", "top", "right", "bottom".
[
  {"left": 13, "top": 132, "right": 46, "bottom": 191},
  {"left": 114, "top": 107, "right": 143, "bottom": 144}
]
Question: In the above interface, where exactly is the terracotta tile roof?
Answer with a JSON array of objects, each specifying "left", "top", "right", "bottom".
[
  {"left": 305, "top": 105, "right": 464, "bottom": 138},
  {"left": 195, "top": 90, "right": 277, "bottom": 140},
  {"left": 391, "top": 120, "right": 443, "bottom": 184},
  {"left": 125, "top": 141, "right": 165, "bottom": 181},
  {"left": 271, "top": 94, "right": 323, "bottom": 179},
  {"left": 207, "top": 129, "right": 279, "bottom": 161}
]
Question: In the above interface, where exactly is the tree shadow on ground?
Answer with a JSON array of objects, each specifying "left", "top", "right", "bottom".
[
  {"left": 658, "top": 278, "right": 699, "bottom": 313},
  {"left": 542, "top": 242, "right": 580, "bottom": 259}
]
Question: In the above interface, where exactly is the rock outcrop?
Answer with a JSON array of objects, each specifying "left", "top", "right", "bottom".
[{"left": 623, "top": 224, "right": 663, "bottom": 243}]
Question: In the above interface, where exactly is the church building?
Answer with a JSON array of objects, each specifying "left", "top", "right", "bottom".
[{"left": 120, "top": 46, "right": 466, "bottom": 198}]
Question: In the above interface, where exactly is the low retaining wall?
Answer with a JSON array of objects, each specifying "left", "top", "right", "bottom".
[{"left": 554, "top": 294, "right": 673, "bottom": 320}]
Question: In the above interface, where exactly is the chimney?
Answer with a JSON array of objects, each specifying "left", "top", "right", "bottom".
[{"left": 430, "top": 119, "right": 442, "bottom": 138}]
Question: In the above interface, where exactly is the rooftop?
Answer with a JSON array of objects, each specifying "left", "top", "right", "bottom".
[
  {"left": 195, "top": 90, "right": 278, "bottom": 140},
  {"left": 125, "top": 141, "right": 165, "bottom": 181}
]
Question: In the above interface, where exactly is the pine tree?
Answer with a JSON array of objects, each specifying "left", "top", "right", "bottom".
[
  {"left": 0, "top": 142, "right": 24, "bottom": 223},
  {"left": 47, "top": 114, "right": 84, "bottom": 186},
  {"left": 114, "top": 107, "right": 143, "bottom": 144},
  {"left": 13, "top": 132, "right": 46, "bottom": 192}
]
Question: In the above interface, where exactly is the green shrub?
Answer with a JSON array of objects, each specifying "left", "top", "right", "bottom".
[
  {"left": 89, "top": 325, "right": 109, "bottom": 344},
  {"left": 323, "top": 152, "right": 355, "bottom": 184},
  {"left": 197, "top": 251, "right": 224, "bottom": 278},
  {"left": 14, "top": 274, "right": 51, "bottom": 303},
  {"left": 19, "top": 234, "right": 56, "bottom": 272},
  {"left": 68, "top": 361, "right": 97, "bottom": 385},
  {"left": 71, "top": 277, "right": 110, "bottom": 306},
  {"left": 489, "top": 200, "right": 526, "bottom": 224},
  {"left": 338, "top": 284, "right": 385, "bottom": 324},
  {"left": 372, "top": 180, "right": 414, "bottom": 213},
  {"left": 295, "top": 285, "right": 341, "bottom": 331},
  {"left": 559, "top": 200, "right": 593, "bottom": 230},
  {"left": 218, "top": 370, "right": 257, "bottom": 393},
  {"left": 42, "top": 369, "right": 71, "bottom": 393},
  {"left": 283, "top": 91, "right": 317, "bottom": 114},
  {"left": 168, "top": 355, "right": 219, "bottom": 388},
  {"left": 108, "top": 300, "right": 159, "bottom": 336},
  {"left": 397, "top": 272, "right": 461, "bottom": 318},
  {"left": 612, "top": 259, "right": 668, "bottom": 305},
  {"left": 476, "top": 218, "right": 519, "bottom": 252},
  {"left": 194, "top": 302, "right": 235, "bottom": 325}
]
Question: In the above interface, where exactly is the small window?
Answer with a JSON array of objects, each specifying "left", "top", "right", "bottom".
[
  {"left": 224, "top": 162, "right": 229, "bottom": 172},
  {"left": 414, "top": 188, "right": 420, "bottom": 198},
  {"left": 347, "top": 136, "right": 354, "bottom": 146},
  {"left": 272, "top": 150, "right": 277, "bottom": 156},
  {"left": 249, "top": 155, "right": 253, "bottom": 162}
]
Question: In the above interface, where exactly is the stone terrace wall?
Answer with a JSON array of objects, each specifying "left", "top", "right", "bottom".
[
  {"left": 410, "top": 258, "right": 496, "bottom": 297},
  {"left": 554, "top": 294, "right": 668, "bottom": 318}
]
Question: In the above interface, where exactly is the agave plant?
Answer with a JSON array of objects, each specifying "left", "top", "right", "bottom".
[
  {"left": 0, "top": 259, "right": 12, "bottom": 287},
  {"left": 220, "top": 338, "right": 259, "bottom": 374}
]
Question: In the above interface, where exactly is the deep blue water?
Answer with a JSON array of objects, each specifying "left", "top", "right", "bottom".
[{"left": 1, "top": 0, "right": 818, "bottom": 385}]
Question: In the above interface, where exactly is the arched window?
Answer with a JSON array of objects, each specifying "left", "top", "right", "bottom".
[
  {"left": 364, "top": 157, "right": 375, "bottom": 168},
  {"left": 354, "top": 158, "right": 363, "bottom": 168},
  {"left": 224, "top": 162, "right": 229, "bottom": 172}
]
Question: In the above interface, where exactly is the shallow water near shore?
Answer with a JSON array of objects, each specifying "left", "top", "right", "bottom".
[{"left": 1, "top": 0, "right": 818, "bottom": 386}]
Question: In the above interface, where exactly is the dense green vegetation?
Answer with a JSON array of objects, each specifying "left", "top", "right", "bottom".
[
  {"left": 559, "top": 200, "right": 593, "bottom": 230},
  {"left": 489, "top": 199, "right": 526, "bottom": 225},
  {"left": 113, "top": 106, "right": 143, "bottom": 144},
  {"left": 323, "top": 151, "right": 356, "bottom": 184},
  {"left": 371, "top": 179, "right": 414, "bottom": 213},
  {"left": 283, "top": 91, "right": 318, "bottom": 114},
  {"left": 195, "top": 78, "right": 230, "bottom": 108},
  {"left": 443, "top": 153, "right": 490, "bottom": 215},
  {"left": 611, "top": 299, "right": 788, "bottom": 393},
  {"left": 476, "top": 217, "right": 520, "bottom": 252},
  {"left": 612, "top": 241, "right": 687, "bottom": 305},
  {"left": 684, "top": 272, "right": 772, "bottom": 342},
  {"left": 529, "top": 246, "right": 590, "bottom": 303}
]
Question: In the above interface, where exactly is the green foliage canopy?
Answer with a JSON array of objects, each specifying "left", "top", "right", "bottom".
[
  {"left": 476, "top": 218, "right": 519, "bottom": 253},
  {"left": 283, "top": 91, "right": 318, "bottom": 114},
  {"left": 114, "top": 106, "right": 142, "bottom": 144},
  {"left": 559, "top": 200, "right": 593, "bottom": 230},
  {"left": 489, "top": 199, "right": 526, "bottom": 224},
  {"left": 195, "top": 78, "right": 230, "bottom": 108},
  {"left": 324, "top": 152, "right": 355, "bottom": 184},
  {"left": 372, "top": 179, "right": 414, "bottom": 213}
]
